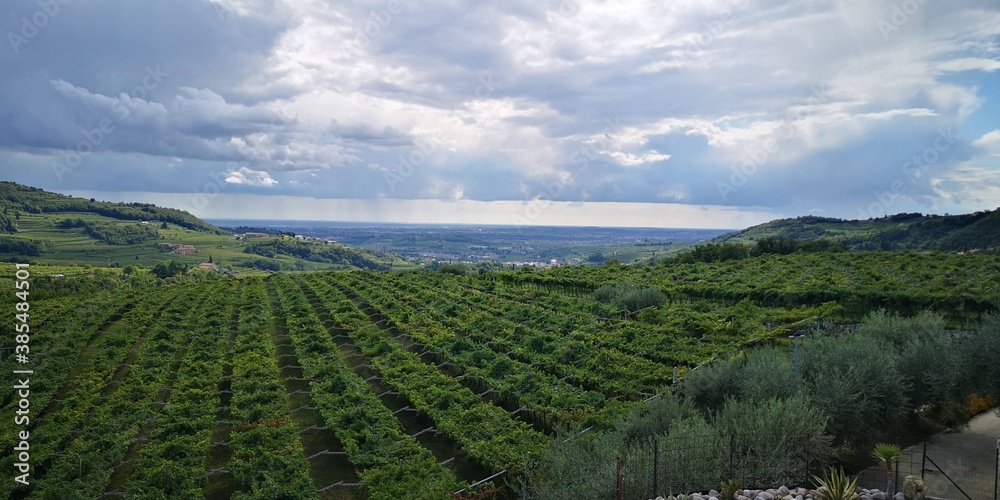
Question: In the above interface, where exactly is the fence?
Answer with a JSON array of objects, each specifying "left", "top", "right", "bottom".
[
  {"left": 615, "top": 433, "right": 816, "bottom": 500},
  {"left": 858, "top": 439, "right": 999, "bottom": 500}
]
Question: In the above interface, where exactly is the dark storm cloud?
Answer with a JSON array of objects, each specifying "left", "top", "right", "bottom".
[{"left": 0, "top": 0, "right": 997, "bottom": 220}]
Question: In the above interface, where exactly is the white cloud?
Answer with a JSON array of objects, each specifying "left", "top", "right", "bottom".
[
  {"left": 605, "top": 150, "right": 672, "bottom": 167},
  {"left": 972, "top": 129, "right": 1000, "bottom": 154},
  {"left": 225, "top": 167, "right": 279, "bottom": 187},
  {"left": 936, "top": 58, "right": 1000, "bottom": 73}
]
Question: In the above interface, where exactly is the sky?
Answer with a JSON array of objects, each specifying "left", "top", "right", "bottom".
[{"left": 1, "top": 0, "right": 999, "bottom": 228}]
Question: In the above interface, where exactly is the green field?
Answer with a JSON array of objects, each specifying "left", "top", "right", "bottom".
[{"left": 2, "top": 248, "right": 998, "bottom": 498}]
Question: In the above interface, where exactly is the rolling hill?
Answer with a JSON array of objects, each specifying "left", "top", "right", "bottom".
[
  {"left": 0, "top": 182, "right": 404, "bottom": 271},
  {"left": 0, "top": 181, "right": 225, "bottom": 234},
  {"left": 713, "top": 210, "right": 1000, "bottom": 252}
]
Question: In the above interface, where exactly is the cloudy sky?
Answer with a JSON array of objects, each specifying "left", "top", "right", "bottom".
[{"left": 1, "top": 0, "right": 998, "bottom": 228}]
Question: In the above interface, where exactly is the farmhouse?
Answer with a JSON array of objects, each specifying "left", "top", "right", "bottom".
[
  {"left": 198, "top": 262, "right": 219, "bottom": 271},
  {"left": 172, "top": 245, "right": 196, "bottom": 255}
]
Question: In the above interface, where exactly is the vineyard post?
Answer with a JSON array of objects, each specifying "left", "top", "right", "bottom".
[
  {"left": 652, "top": 438, "right": 659, "bottom": 497},
  {"left": 804, "top": 433, "right": 810, "bottom": 487},
  {"left": 729, "top": 433, "right": 736, "bottom": 480},
  {"left": 921, "top": 440, "right": 927, "bottom": 480},
  {"left": 616, "top": 456, "right": 623, "bottom": 500},
  {"left": 792, "top": 334, "right": 805, "bottom": 391}
]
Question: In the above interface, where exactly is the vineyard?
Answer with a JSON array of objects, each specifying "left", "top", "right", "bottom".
[{"left": 1, "top": 250, "right": 998, "bottom": 498}]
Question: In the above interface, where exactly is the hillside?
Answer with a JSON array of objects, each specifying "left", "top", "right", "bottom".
[
  {"left": 0, "top": 181, "right": 225, "bottom": 234},
  {"left": 714, "top": 210, "right": 1000, "bottom": 251},
  {"left": 0, "top": 182, "right": 404, "bottom": 271}
]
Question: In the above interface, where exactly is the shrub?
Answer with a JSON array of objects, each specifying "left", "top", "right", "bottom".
[
  {"left": 615, "top": 392, "right": 697, "bottom": 445},
  {"left": 957, "top": 313, "right": 1000, "bottom": 404},
  {"left": 528, "top": 431, "right": 619, "bottom": 500},
  {"left": 593, "top": 282, "right": 666, "bottom": 312},
  {"left": 800, "top": 334, "right": 908, "bottom": 448},
  {"left": 437, "top": 263, "right": 468, "bottom": 276},
  {"left": 151, "top": 260, "right": 188, "bottom": 279},
  {"left": 713, "top": 395, "right": 832, "bottom": 485},
  {"left": 811, "top": 467, "right": 859, "bottom": 500},
  {"left": 737, "top": 348, "right": 797, "bottom": 403},
  {"left": 680, "top": 358, "right": 744, "bottom": 414}
]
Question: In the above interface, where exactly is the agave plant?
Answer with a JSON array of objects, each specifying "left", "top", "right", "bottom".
[
  {"left": 872, "top": 443, "right": 902, "bottom": 497},
  {"left": 810, "top": 466, "right": 859, "bottom": 500}
]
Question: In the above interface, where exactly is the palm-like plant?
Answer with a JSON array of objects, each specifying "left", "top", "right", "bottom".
[
  {"left": 872, "top": 443, "right": 902, "bottom": 497},
  {"left": 810, "top": 466, "right": 860, "bottom": 500}
]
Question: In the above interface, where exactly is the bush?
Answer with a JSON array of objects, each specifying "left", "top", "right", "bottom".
[
  {"left": 957, "top": 313, "right": 1000, "bottom": 404},
  {"left": 737, "top": 348, "right": 797, "bottom": 403},
  {"left": 437, "top": 263, "right": 468, "bottom": 276},
  {"left": 858, "top": 310, "right": 965, "bottom": 421},
  {"left": 593, "top": 282, "right": 666, "bottom": 313},
  {"left": 528, "top": 431, "right": 619, "bottom": 500},
  {"left": 0, "top": 236, "right": 45, "bottom": 256},
  {"left": 680, "top": 358, "right": 744, "bottom": 414},
  {"left": 800, "top": 333, "right": 908, "bottom": 448},
  {"left": 713, "top": 395, "right": 832, "bottom": 469},
  {"left": 615, "top": 392, "right": 697, "bottom": 445},
  {"left": 151, "top": 260, "right": 188, "bottom": 279}
]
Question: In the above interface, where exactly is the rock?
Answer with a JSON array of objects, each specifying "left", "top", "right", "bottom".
[
  {"left": 758, "top": 492, "right": 775, "bottom": 500},
  {"left": 902, "top": 476, "right": 926, "bottom": 500},
  {"left": 689, "top": 494, "right": 704, "bottom": 500},
  {"left": 778, "top": 486, "right": 790, "bottom": 496},
  {"left": 894, "top": 493, "right": 905, "bottom": 500},
  {"left": 872, "top": 492, "right": 886, "bottom": 500},
  {"left": 709, "top": 489, "right": 721, "bottom": 498}
]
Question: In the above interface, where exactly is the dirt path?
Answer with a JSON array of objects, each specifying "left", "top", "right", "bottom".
[
  {"left": 859, "top": 411, "right": 999, "bottom": 499},
  {"left": 919, "top": 410, "right": 999, "bottom": 500}
]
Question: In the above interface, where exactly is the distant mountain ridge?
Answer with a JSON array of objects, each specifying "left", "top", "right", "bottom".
[
  {"left": 0, "top": 182, "right": 225, "bottom": 234},
  {"left": 714, "top": 210, "right": 1000, "bottom": 252}
]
